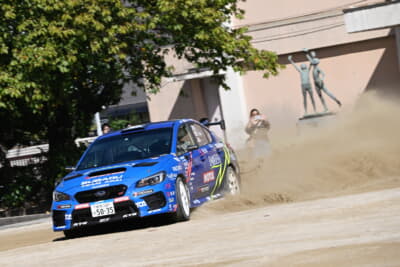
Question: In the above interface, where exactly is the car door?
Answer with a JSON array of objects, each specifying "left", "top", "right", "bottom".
[
  {"left": 176, "top": 123, "right": 203, "bottom": 202},
  {"left": 188, "top": 123, "right": 219, "bottom": 199}
]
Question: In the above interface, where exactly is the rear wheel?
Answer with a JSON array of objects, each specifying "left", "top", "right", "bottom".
[
  {"left": 224, "top": 166, "right": 240, "bottom": 195},
  {"left": 171, "top": 177, "right": 190, "bottom": 222}
]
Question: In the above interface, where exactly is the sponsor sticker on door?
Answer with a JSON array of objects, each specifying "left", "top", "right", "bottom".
[{"left": 203, "top": 170, "right": 215, "bottom": 183}]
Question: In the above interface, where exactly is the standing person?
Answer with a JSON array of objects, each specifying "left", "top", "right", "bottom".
[{"left": 245, "top": 109, "right": 271, "bottom": 161}]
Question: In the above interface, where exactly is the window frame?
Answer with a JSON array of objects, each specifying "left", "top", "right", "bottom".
[
  {"left": 188, "top": 122, "right": 213, "bottom": 147},
  {"left": 176, "top": 123, "right": 198, "bottom": 156}
]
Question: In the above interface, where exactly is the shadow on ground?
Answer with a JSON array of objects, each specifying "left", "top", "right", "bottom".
[{"left": 53, "top": 213, "right": 179, "bottom": 241}]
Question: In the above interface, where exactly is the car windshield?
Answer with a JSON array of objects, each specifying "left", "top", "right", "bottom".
[{"left": 76, "top": 128, "right": 172, "bottom": 170}]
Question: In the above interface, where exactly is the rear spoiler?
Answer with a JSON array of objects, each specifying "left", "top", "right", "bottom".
[{"left": 201, "top": 119, "right": 226, "bottom": 130}]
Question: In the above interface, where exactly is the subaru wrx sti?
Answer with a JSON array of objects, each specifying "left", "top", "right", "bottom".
[{"left": 51, "top": 119, "right": 240, "bottom": 237}]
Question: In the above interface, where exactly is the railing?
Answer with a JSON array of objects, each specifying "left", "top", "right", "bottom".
[{"left": 5, "top": 136, "right": 97, "bottom": 167}]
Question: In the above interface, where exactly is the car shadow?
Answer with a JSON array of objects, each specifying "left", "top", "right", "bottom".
[{"left": 53, "top": 214, "right": 178, "bottom": 241}]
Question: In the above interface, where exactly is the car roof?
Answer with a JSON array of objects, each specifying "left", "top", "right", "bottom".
[{"left": 97, "top": 119, "right": 198, "bottom": 140}]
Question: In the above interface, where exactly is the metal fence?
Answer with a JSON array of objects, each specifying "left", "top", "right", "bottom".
[{"left": 5, "top": 136, "right": 97, "bottom": 167}]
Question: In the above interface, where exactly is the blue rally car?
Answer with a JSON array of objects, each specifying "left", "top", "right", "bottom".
[{"left": 52, "top": 119, "right": 240, "bottom": 237}]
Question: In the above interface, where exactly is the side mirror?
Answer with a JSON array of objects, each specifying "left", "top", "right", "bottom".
[
  {"left": 65, "top": 166, "right": 76, "bottom": 172},
  {"left": 204, "top": 120, "right": 226, "bottom": 130},
  {"left": 186, "top": 144, "right": 199, "bottom": 151}
]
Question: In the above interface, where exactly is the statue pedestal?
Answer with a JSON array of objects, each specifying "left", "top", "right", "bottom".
[{"left": 297, "top": 112, "right": 337, "bottom": 135}]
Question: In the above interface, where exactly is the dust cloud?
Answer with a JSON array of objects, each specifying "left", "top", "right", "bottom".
[{"left": 195, "top": 92, "right": 400, "bottom": 216}]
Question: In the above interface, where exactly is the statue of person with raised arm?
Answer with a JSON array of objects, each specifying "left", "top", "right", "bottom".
[
  {"left": 303, "top": 49, "right": 341, "bottom": 111},
  {"left": 288, "top": 55, "right": 316, "bottom": 116}
]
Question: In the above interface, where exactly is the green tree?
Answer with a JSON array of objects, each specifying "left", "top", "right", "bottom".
[{"left": 0, "top": 0, "right": 281, "bottom": 202}]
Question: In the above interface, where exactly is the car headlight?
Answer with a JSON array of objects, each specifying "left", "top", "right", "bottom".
[
  {"left": 53, "top": 191, "right": 70, "bottom": 202},
  {"left": 136, "top": 172, "right": 165, "bottom": 188}
]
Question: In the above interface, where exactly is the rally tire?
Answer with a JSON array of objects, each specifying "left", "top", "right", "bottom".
[
  {"left": 172, "top": 177, "right": 191, "bottom": 222},
  {"left": 223, "top": 166, "right": 240, "bottom": 195}
]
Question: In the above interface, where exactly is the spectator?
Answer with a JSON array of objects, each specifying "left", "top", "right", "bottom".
[
  {"left": 102, "top": 123, "right": 111, "bottom": 135},
  {"left": 245, "top": 108, "right": 271, "bottom": 161}
]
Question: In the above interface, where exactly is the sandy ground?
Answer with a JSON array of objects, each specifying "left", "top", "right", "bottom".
[
  {"left": 1, "top": 93, "right": 400, "bottom": 266},
  {"left": 0, "top": 188, "right": 399, "bottom": 266}
]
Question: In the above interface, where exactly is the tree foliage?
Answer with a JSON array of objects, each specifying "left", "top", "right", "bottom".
[{"left": 0, "top": 0, "right": 281, "bottom": 210}]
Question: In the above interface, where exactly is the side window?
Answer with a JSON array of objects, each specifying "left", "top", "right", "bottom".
[
  {"left": 176, "top": 124, "right": 196, "bottom": 155},
  {"left": 202, "top": 127, "right": 213, "bottom": 143},
  {"left": 190, "top": 123, "right": 209, "bottom": 147}
]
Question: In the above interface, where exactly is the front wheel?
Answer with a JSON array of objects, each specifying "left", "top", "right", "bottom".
[
  {"left": 171, "top": 177, "right": 190, "bottom": 222},
  {"left": 224, "top": 166, "right": 240, "bottom": 195}
]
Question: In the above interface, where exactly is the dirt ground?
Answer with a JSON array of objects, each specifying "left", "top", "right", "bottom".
[{"left": 1, "top": 93, "right": 400, "bottom": 266}]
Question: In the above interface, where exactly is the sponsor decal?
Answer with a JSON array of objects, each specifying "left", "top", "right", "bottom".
[
  {"left": 209, "top": 154, "right": 221, "bottom": 167},
  {"left": 148, "top": 208, "right": 161, "bottom": 214},
  {"left": 167, "top": 173, "right": 177, "bottom": 180},
  {"left": 75, "top": 203, "right": 90, "bottom": 210},
  {"left": 198, "top": 184, "right": 210, "bottom": 193},
  {"left": 185, "top": 152, "right": 193, "bottom": 182},
  {"left": 210, "top": 145, "right": 231, "bottom": 196},
  {"left": 168, "top": 197, "right": 175, "bottom": 203},
  {"left": 133, "top": 189, "right": 154, "bottom": 197},
  {"left": 85, "top": 171, "right": 125, "bottom": 179},
  {"left": 114, "top": 196, "right": 130, "bottom": 203},
  {"left": 172, "top": 165, "right": 182, "bottom": 172},
  {"left": 193, "top": 199, "right": 201, "bottom": 205},
  {"left": 73, "top": 221, "right": 88, "bottom": 227},
  {"left": 81, "top": 175, "right": 123, "bottom": 188},
  {"left": 92, "top": 184, "right": 109, "bottom": 189},
  {"left": 136, "top": 201, "right": 147, "bottom": 208},
  {"left": 200, "top": 148, "right": 208, "bottom": 155},
  {"left": 166, "top": 191, "right": 175, "bottom": 197},
  {"left": 65, "top": 214, "right": 72, "bottom": 220},
  {"left": 203, "top": 170, "right": 215, "bottom": 183},
  {"left": 122, "top": 213, "right": 137, "bottom": 218},
  {"left": 57, "top": 204, "right": 72, "bottom": 209}
]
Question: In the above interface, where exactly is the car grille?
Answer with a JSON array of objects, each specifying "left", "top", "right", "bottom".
[
  {"left": 142, "top": 192, "right": 166, "bottom": 210},
  {"left": 52, "top": 210, "right": 66, "bottom": 227},
  {"left": 74, "top": 185, "right": 127, "bottom": 203},
  {"left": 71, "top": 200, "right": 138, "bottom": 226}
]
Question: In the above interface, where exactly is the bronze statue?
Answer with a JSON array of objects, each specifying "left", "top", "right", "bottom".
[
  {"left": 288, "top": 55, "right": 316, "bottom": 116},
  {"left": 303, "top": 48, "right": 341, "bottom": 111}
]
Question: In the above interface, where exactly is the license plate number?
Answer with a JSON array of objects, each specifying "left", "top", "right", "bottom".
[{"left": 90, "top": 201, "right": 115, "bottom": 217}]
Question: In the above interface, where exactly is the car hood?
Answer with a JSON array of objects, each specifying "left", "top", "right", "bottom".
[{"left": 55, "top": 155, "right": 174, "bottom": 193}]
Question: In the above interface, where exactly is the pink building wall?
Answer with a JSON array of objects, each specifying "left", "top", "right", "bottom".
[
  {"left": 242, "top": 36, "right": 400, "bottom": 131},
  {"left": 146, "top": 0, "right": 399, "bottom": 146}
]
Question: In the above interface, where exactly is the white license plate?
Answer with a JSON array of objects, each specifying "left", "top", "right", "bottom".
[{"left": 90, "top": 201, "right": 115, "bottom": 218}]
